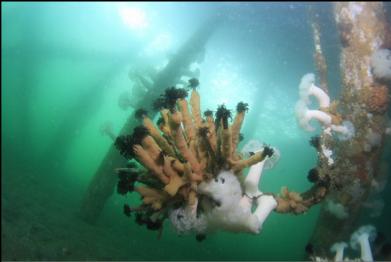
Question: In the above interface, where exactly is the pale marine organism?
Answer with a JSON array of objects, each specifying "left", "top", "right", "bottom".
[
  {"left": 295, "top": 73, "right": 355, "bottom": 140},
  {"left": 370, "top": 48, "right": 391, "bottom": 80},
  {"left": 169, "top": 146, "right": 279, "bottom": 235},
  {"left": 330, "top": 242, "right": 348, "bottom": 261},
  {"left": 325, "top": 200, "right": 348, "bottom": 219},
  {"left": 350, "top": 225, "right": 377, "bottom": 262}
]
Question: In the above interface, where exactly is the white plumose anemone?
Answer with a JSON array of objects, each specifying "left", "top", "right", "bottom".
[
  {"left": 295, "top": 100, "right": 332, "bottom": 131},
  {"left": 332, "top": 120, "right": 356, "bottom": 141},
  {"left": 295, "top": 73, "right": 357, "bottom": 137},
  {"left": 350, "top": 225, "right": 377, "bottom": 262},
  {"left": 299, "top": 73, "right": 330, "bottom": 108},
  {"left": 330, "top": 242, "right": 348, "bottom": 262}
]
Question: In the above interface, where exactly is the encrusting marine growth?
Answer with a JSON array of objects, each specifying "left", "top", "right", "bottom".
[
  {"left": 115, "top": 75, "right": 336, "bottom": 241},
  {"left": 113, "top": 78, "right": 331, "bottom": 240}
]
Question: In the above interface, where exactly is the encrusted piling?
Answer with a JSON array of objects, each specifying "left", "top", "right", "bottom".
[
  {"left": 309, "top": 6, "right": 329, "bottom": 93},
  {"left": 309, "top": 2, "right": 390, "bottom": 256}
]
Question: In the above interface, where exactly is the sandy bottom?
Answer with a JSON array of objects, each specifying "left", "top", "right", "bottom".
[{"left": 1, "top": 164, "right": 215, "bottom": 261}]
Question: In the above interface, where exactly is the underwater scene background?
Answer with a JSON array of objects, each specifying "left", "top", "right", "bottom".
[{"left": 2, "top": 2, "right": 391, "bottom": 261}]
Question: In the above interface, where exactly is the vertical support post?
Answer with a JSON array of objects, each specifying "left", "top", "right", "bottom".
[
  {"left": 309, "top": 2, "right": 390, "bottom": 256},
  {"left": 309, "top": 6, "right": 329, "bottom": 93}
]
